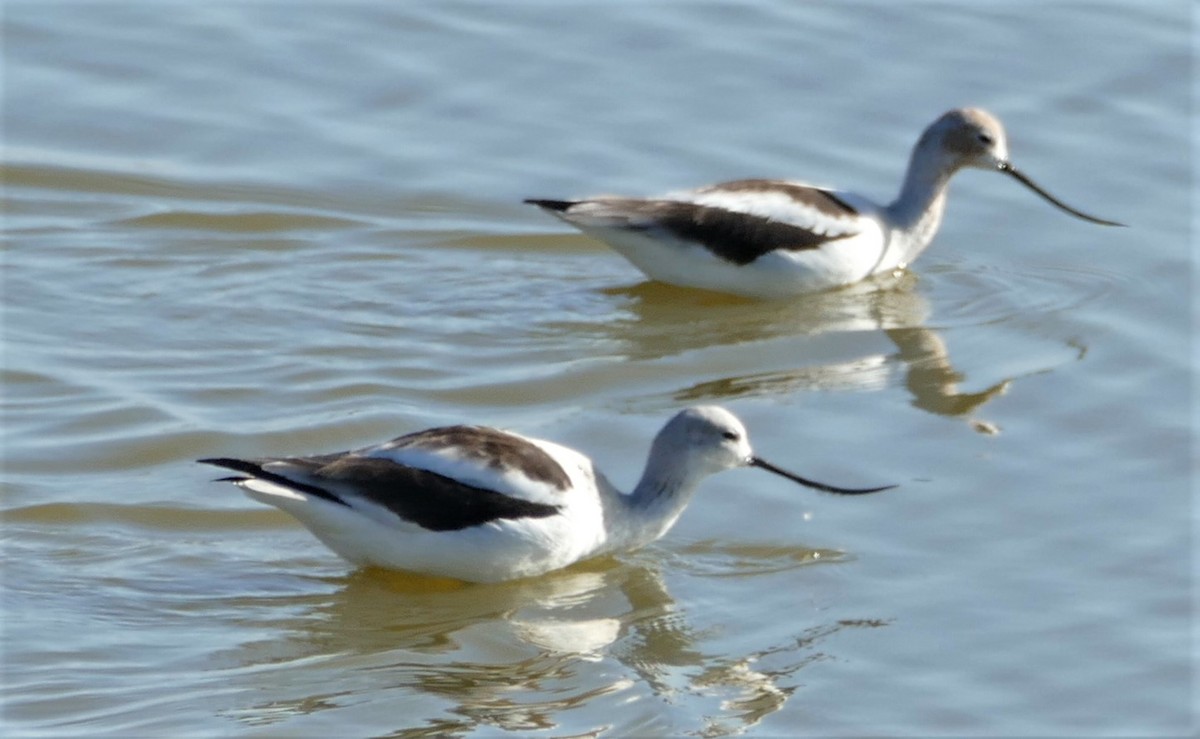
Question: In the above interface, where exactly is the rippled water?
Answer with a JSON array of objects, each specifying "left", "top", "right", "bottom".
[{"left": 3, "top": 2, "right": 1193, "bottom": 736}]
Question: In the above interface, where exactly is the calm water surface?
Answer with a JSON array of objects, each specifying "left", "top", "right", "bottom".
[{"left": 2, "top": 2, "right": 1193, "bottom": 736}]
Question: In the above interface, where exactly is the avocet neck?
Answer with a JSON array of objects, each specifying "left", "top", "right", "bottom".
[
  {"left": 883, "top": 142, "right": 955, "bottom": 268},
  {"left": 601, "top": 453, "right": 708, "bottom": 552}
]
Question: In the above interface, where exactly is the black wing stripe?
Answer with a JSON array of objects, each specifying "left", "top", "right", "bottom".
[
  {"left": 631, "top": 202, "right": 853, "bottom": 265},
  {"left": 317, "top": 456, "right": 562, "bottom": 532},
  {"left": 199, "top": 455, "right": 562, "bottom": 532}
]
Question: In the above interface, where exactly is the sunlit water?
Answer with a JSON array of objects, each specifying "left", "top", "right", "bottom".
[{"left": 2, "top": 2, "right": 1193, "bottom": 736}]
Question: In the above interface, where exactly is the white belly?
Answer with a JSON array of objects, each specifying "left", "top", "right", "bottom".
[{"left": 578, "top": 222, "right": 890, "bottom": 298}]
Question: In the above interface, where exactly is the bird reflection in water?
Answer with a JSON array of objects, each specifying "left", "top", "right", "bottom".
[
  {"left": 216, "top": 551, "right": 886, "bottom": 735},
  {"left": 591, "top": 270, "right": 1083, "bottom": 432}
]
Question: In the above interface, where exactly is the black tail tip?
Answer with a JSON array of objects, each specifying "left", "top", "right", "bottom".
[
  {"left": 198, "top": 457, "right": 259, "bottom": 475},
  {"left": 523, "top": 198, "right": 577, "bottom": 212}
]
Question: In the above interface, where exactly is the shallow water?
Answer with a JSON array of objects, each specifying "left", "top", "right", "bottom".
[{"left": 2, "top": 2, "right": 1194, "bottom": 736}]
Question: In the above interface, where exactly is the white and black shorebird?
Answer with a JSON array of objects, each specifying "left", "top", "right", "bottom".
[
  {"left": 526, "top": 108, "right": 1124, "bottom": 299},
  {"left": 200, "top": 406, "right": 893, "bottom": 583}
]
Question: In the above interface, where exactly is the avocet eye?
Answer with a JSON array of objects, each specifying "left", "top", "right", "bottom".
[
  {"left": 721, "top": 431, "right": 740, "bottom": 441},
  {"left": 977, "top": 132, "right": 995, "bottom": 146}
]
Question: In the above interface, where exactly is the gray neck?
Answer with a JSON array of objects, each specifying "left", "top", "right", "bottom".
[
  {"left": 609, "top": 453, "right": 707, "bottom": 551},
  {"left": 883, "top": 143, "right": 956, "bottom": 264}
]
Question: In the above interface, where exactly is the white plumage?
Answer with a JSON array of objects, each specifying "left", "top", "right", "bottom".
[
  {"left": 201, "top": 406, "right": 893, "bottom": 583},
  {"left": 527, "top": 108, "right": 1124, "bottom": 299}
]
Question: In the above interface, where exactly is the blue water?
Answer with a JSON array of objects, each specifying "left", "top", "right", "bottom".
[{"left": 3, "top": 2, "right": 1193, "bottom": 736}]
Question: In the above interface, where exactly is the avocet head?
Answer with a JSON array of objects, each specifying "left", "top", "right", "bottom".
[
  {"left": 924, "top": 107, "right": 1125, "bottom": 226},
  {"left": 654, "top": 406, "right": 894, "bottom": 495},
  {"left": 926, "top": 107, "right": 1011, "bottom": 171},
  {"left": 653, "top": 406, "right": 753, "bottom": 477}
]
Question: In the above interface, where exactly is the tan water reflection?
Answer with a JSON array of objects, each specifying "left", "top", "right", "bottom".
[
  {"left": 588, "top": 273, "right": 1043, "bottom": 431},
  {"left": 212, "top": 550, "right": 886, "bottom": 734}
]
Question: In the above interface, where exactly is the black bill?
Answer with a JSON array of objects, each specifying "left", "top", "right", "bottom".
[
  {"left": 998, "top": 161, "right": 1126, "bottom": 227},
  {"left": 749, "top": 457, "right": 895, "bottom": 496}
]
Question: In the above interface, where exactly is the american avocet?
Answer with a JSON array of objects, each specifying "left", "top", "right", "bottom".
[
  {"left": 526, "top": 108, "right": 1124, "bottom": 299},
  {"left": 200, "top": 406, "right": 892, "bottom": 583}
]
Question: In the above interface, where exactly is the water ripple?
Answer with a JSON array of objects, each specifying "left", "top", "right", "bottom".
[{"left": 922, "top": 258, "right": 1133, "bottom": 329}]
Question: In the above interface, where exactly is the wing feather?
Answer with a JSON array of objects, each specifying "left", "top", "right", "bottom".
[
  {"left": 531, "top": 179, "right": 865, "bottom": 266},
  {"left": 199, "top": 435, "right": 566, "bottom": 532}
]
